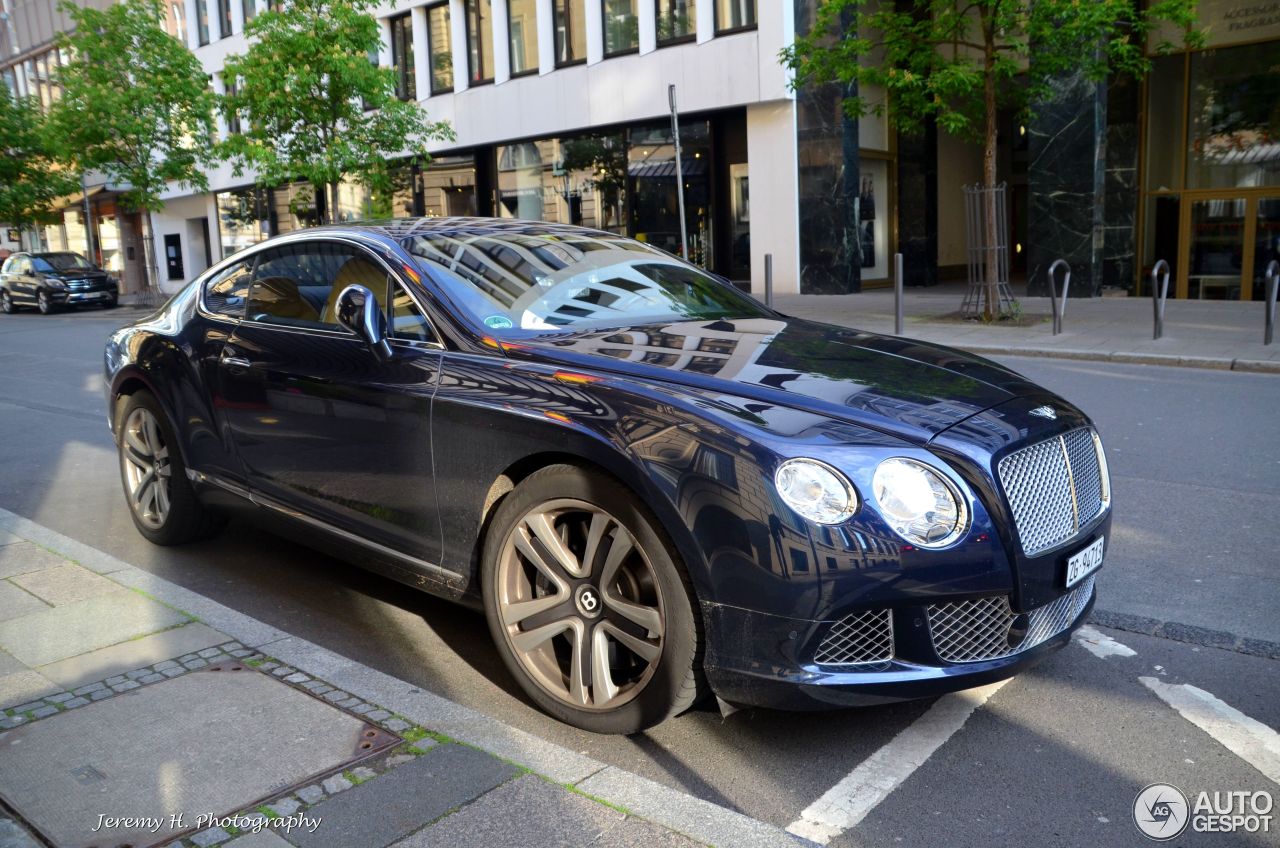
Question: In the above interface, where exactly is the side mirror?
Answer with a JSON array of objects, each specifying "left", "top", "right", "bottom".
[{"left": 335, "top": 284, "right": 392, "bottom": 360}]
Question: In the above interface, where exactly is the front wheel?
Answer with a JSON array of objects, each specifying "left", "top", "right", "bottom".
[
  {"left": 481, "top": 464, "right": 704, "bottom": 734},
  {"left": 37, "top": 290, "right": 55, "bottom": 314},
  {"left": 117, "top": 391, "right": 226, "bottom": 545}
]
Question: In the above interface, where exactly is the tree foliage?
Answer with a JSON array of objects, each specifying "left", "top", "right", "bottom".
[
  {"left": 49, "top": 0, "right": 218, "bottom": 213},
  {"left": 221, "top": 0, "right": 454, "bottom": 221},
  {"left": 0, "top": 91, "right": 79, "bottom": 230},
  {"left": 783, "top": 0, "right": 1202, "bottom": 164}
]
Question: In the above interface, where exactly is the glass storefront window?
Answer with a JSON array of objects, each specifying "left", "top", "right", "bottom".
[
  {"left": 273, "top": 182, "right": 322, "bottom": 233},
  {"left": 603, "top": 0, "right": 638, "bottom": 56},
  {"left": 465, "top": 0, "right": 494, "bottom": 84},
  {"left": 217, "top": 187, "right": 270, "bottom": 256},
  {"left": 423, "top": 155, "right": 479, "bottom": 217},
  {"left": 554, "top": 0, "right": 586, "bottom": 66},
  {"left": 427, "top": 4, "right": 453, "bottom": 93},
  {"left": 1186, "top": 42, "right": 1280, "bottom": 190},
  {"left": 1251, "top": 197, "right": 1280, "bottom": 302},
  {"left": 714, "top": 0, "right": 754, "bottom": 32},
  {"left": 656, "top": 0, "right": 695, "bottom": 44},
  {"left": 496, "top": 135, "right": 627, "bottom": 232},
  {"left": 1144, "top": 54, "right": 1184, "bottom": 193},
  {"left": 1188, "top": 197, "right": 1246, "bottom": 299},
  {"left": 508, "top": 0, "right": 538, "bottom": 74},
  {"left": 629, "top": 121, "right": 711, "bottom": 264},
  {"left": 98, "top": 215, "right": 122, "bottom": 274},
  {"left": 859, "top": 158, "right": 889, "bottom": 280}
]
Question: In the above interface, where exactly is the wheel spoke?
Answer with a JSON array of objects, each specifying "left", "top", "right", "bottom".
[
  {"left": 513, "top": 527, "right": 571, "bottom": 588},
  {"left": 132, "top": 470, "right": 156, "bottom": 503},
  {"left": 603, "top": 592, "right": 662, "bottom": 636},
  {"left": 124, "top": 426, "right": 151, "bottom": 460},
  {"left": 600, "top": 620, "right": 661, "bottom": 663},
  {"left": 510, "top": 616, "right": 576, "bottom": 654},
  {"left": 568, "top": 622, "right": 591, "bottom": 706},
  {"left": 580, "top": 512, "right": 611, "bottom": 579},
  {"left": 501, "top": 591, "right": 566, "bottom": 627},
  {"left": 591, "top": 627, "right": 620, "bottom": 706},
  {"left": 525, "top": 512, "right": 582, "bottom": 577},
  {"left": 140, "top": 481, "right": 158, "bottom": 517},
  {"left": 597, "top": 529, "right": 634, "bottom": 588},
  {"left": 154, "top": 480, "right": 170, "bottom": 517},
  {"left": 143, "top": 416, "right": 162, "bottom": 455}
]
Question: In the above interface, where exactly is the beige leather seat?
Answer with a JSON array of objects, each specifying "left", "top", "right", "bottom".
[{"left": 321, "top": 257, "right": 386, "bottom": 326}]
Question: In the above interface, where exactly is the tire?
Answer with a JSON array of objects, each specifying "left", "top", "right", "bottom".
[
  {"left": 37, "top": 290, "right": 55, "bottom": 314},
  {"left": 102, "top": 297, "right": 119, "bottom": 309},
  {"left": 0, "top": 290, "right": 13, "bottom": 314},
  {"left": 116, "top": 390, "right": 226, "bottom": 545},
  {"left": 481, "top": 464, "right": 705, "bottom": 734}
]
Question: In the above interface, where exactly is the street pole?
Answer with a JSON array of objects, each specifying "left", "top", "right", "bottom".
[
  {"left": 668, "top": 84, "right": 689, "bottom": 262},
  {"left": 80, "top": 171, "right": 95, "bottom": 264}
]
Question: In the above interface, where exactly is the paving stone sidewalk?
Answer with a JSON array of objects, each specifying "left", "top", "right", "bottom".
[
  {"left": 772, "top": 282, "right": 1280, "bottom": 372},
  {"left": 0, "top": 529, "right": 710, "bottom": 848}
]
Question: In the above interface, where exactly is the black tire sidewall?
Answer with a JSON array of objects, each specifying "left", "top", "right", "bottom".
[
  {"left": 481, "top": 464, "right": 701, "bottom": 735},
  {"left": 37, "top": 292, "right": 52, "bottom": 314}
]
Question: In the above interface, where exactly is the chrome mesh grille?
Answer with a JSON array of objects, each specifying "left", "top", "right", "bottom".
[
  {"left": 998, "top": 427, "right": 1106, "bottom": 555},
  {"left": 814, "top": 608, "right": 894, "bottom": 666},
  {"left": 927, "top": 574, "right": 1096, "bottom": 663}
]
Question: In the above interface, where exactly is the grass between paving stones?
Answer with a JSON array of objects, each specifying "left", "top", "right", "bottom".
[
  {"left": 125, "top": 586, "right": 199, "bottom": 622},
  {"left": 256, "top": 804, "right": 281, "bottom": 820},
  {"left": 558, "top": 778, "right": 634, "bottom": 816}
]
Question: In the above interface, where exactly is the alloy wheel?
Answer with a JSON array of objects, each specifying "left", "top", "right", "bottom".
[
  {"left": 496, "top": 499, "right": 665, "bottom": 711},
  {"left": 37, "top": 291, "right": 51, "bottom": 314},
  {"left": 120, "top": 407, "right": 172, "bottom": 529},
  {"left": 0, "top": 292, "right": 11, "bottom": 314}
]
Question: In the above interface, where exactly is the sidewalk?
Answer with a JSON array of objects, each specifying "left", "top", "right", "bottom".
[
  {"left": 772, "top": 283, "right": 1280, "bottom": 373},
  {"left": 0, "top": 510, "right": 796, "bottom": 848}
]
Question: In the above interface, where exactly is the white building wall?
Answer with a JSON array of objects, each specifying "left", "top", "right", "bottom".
[{"left": 157, "top": 0, "right": 803, "bottom": 293}]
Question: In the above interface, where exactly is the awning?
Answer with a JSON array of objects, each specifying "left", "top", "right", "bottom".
[{"left": 52, "top": 184, "right": 108, "bottom": 209}]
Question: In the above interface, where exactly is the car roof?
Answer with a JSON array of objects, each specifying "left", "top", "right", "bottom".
[{"left": 302, "top": 216, "right": 620, "bottom": 244}]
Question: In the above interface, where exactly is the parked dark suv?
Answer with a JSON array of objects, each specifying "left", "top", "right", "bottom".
[{"left": 0, "top": 251, "right": 119, "bottom": 314}]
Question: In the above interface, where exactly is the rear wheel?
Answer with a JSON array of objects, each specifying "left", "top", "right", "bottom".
[
  {"left": 0, "top": 291, "right": 13, "bottom": 314},
  {"left": 117, "top": 391, "right": 225, "bottom": 545},
  {"left": 481, "top": 464, "right": 704, "bottom": 734}
]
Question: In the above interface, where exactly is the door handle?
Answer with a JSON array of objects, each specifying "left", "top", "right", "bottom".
[{"left": 221, "top": 355, "right": 251, "bottom": 370}]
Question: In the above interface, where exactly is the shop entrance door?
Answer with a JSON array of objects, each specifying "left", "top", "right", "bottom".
[{"left": 1179, "top": 191, "right": 1280, "bottom": 301}]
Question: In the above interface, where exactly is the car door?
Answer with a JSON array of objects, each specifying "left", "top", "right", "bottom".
[
  {"left": 10, "top": 256, "right": 34, "bottom": 303},
  {"left": 215, "top": 239, "right": 446, "bottom": 567}
]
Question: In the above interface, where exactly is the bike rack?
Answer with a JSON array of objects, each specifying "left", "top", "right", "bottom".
[
  {"left": 1266, "top": 260, "right": 1279, "bottom": 346},
  {"left": 1151, "top": 259, "right": 1171, "bottom": 340},
  {"left": 894, "top": 253, "right": 904, "bottom": 335},
  {"left": 1047, "top": 259, "right": 1070, "bottom": 336}
]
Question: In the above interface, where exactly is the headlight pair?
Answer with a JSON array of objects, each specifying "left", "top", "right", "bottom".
[{"left": 774, "top": 456, "right": 967, "bottom": 548}]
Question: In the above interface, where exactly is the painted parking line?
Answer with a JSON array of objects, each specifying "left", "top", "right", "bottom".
[
  {"left": 1141, "top": 677, "right": 1280, "bottom": 785},
  {"left": 785, "top": 679, "right": 1011, "bottom": 845},
  {"left": 1074, "top": 624, "right": 1137, "bottom": 659}
]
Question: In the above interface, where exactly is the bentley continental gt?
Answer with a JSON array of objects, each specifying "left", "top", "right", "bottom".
[{"left": 104, "top": 218, "right": 1111, "bottom": 733}]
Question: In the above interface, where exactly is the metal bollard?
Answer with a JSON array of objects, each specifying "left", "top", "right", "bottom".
[
  {"left": 764, "top": 253, "right": 773, "bottom": 308},
  {"left": 894, "top": 253, "right": 904, "bottom": 336},
  {"left": 1151, "top": 259, "right": 1171, "bottom": 340},
  {"left": 1047, "top": 259, "right": 1070, "bottom": 336},
  {"left": 1266, "top": 260, "right": 1279, "bottom": 346}
]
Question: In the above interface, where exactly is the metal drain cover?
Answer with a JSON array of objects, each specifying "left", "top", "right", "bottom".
[{"left": 0, "top": 662, "right": 400, "bottom": 848}]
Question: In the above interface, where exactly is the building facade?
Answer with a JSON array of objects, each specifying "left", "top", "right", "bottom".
[{"left": 1, "top": 0, "right": 1277, "bottom": 299}]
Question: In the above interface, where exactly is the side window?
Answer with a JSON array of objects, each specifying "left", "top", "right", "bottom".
[
  {"left": 16, "top": 257, "right": 31, "bottom": 275},
  {"left": 31, "top": 257, "right": 53, "bottom": 274},
  {"left": 390, "top": 283, "right": 436, "bottom": 342},
  {"left": 0, "top": 258, "right": 11, "bottom": 274},
  {"left": 246, "top": 242, "right": 387, "bottom": 330},
  {"left": 203, "top": 261, "right": 253, "bottom": 318}
]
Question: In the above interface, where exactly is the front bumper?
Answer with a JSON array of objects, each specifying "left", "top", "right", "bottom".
[
  {"left": 51, "top": 287, "right": 117, "bottom": 305},
  {"left": 702, "top": 575, "right": 1096, "bottom": 710}
]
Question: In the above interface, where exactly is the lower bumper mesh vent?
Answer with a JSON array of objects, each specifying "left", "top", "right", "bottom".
[
  {"left": 814, "top": 608, "right": 894, "bottom": 666},
  {"left": 928, "top": 575, "right": 1096, "bottom": 663}
]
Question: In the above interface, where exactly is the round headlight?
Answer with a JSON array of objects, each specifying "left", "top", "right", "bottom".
[
  {"left": 872, "top": 458, "right": 967, "bottom": 547},
  {"left": 774, "top": 458, "right": 858, "bottom": 525}
]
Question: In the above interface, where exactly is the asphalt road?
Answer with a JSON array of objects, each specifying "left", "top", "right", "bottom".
[{"left": 1, "top": 305, "right": 1276, "bottom": 846}]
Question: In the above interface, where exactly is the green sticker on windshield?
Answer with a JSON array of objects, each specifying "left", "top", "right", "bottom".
[{"left": 483, "top": 315, "right": 514, "bottom": 330}]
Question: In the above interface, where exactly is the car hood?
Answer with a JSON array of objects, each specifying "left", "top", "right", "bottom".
[
  {"left": 53, "top": 269, "right": 110, "bottom": 281},
  {"left": 503, "top": 316, "right": 1044, "bottom": 444}
]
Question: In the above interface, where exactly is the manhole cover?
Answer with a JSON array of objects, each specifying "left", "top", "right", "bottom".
[{"left": 0, "top": 662, "right": 399, "bottom": 848}]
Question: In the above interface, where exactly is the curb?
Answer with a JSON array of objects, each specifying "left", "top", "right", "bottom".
[
  {"left": 0, "top": 506, "right": 802, "bottom": 848},
  {"left": 1091, "top": 608, "right": 1280, "bottom": 661},
  {"left": 951, "top": 344, "right": 1280, "bottom": 373}
]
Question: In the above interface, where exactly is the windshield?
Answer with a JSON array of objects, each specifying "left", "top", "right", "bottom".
[
  {"left": 402, "top": 229, "right": 771, "bottom": 334},
  {"left": 37, "top": 253, "right": 95, "bottom": 272}
]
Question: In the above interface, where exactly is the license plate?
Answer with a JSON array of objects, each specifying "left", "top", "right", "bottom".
[{"left": 1066, "top": 536, "right": 1105, "bottom": 587}]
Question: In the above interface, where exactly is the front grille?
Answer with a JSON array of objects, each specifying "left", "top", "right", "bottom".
[
  {"left": 998, "top": 427, "right": 1106, "bottom": 555},
  {"left": 814, "top": 608, "right": 894, "bottom": 667},
  {"left": 927, "top": 574, "right": 1095, "bottom": 663}
]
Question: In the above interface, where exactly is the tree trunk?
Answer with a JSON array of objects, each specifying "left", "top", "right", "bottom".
[
  {"left": 329, "top": 181, "right": 340, "bottom": 225},
  {"left": 981, "top": 7, "right": 999, "bottom": 321}
]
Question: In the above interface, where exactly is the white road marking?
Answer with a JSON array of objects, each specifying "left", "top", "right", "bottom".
[
  {"left": 786, "top": 679, "right": 1011, "bottom": 844},
  {"left": 1141, "top": 677, "right": 1280, "bottom": 785},
  {"left": 1074, "top": 624, "right": 1137, "bottom": 658}
]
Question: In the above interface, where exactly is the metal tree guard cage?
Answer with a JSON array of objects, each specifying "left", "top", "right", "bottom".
[{"left": 961, "top": 183, "right": 1016, "bottom": 319}]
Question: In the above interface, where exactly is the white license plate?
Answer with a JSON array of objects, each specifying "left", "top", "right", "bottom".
[{"left": 1066, "top": 536, "right": 1105, "bottom": 587}]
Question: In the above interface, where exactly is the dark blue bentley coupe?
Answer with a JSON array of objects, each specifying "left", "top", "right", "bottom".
[{"left": 105, "top": 218, "right": 1111, "bottom": 733}]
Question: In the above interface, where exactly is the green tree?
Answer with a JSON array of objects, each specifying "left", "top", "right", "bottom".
[
  {"left": 221, "top": 0, "right": 454, "bottom": 223},
  {"left": 0, "top": 91, "right": 79, "bottom": 242},
  {"left": 50, "top": 0, "right": 218, "bottom": 214},
  {"left": 782, "top": 0, "right": 1202, "bottom": 317}
]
